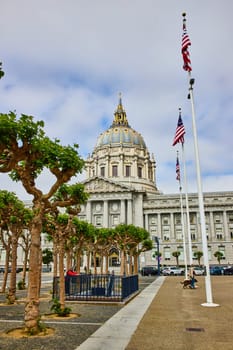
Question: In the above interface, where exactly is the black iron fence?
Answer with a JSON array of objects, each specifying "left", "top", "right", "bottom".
[{"left": 53, "top": 273, "right": 139, "bottom": 302}]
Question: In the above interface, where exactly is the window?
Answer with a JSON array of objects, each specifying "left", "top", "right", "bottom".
[
  {"left": 216, "top": 233, "right": 223, "bottom": 240},
  {"left": 150, "top": 217, "right": 156, "bottom": 224},
  {"left": 138, "top": 166, "right": 142, "bottom": 178},
  {"left": 163, "top": 235, "right": 170, "bottom": 241},
  {"left": 95, "top": 215, "right": 102, "bottom": 227},
  {"left": 100, "top": 166, "right": 105, "bottom": 177},
  {"left": 112, "top": 165, "right": 118, "bottom": 177},
  {"left": 125, "top": 165, "right": 131, "bottom": 177},
  {"left": 112, "top": 215, "right": 119, "bottom": 226},
  {"left": 214, "top": 215, "right": 221, "bottom": 223},
  {"left": 164, "top": 248, "right": 171, "bottom": 260},
  {"left": 191, "top": 234, "right": 196, "bottom": 240},
  {"left": 150, "top": 226, "right": 156, "bottom": 233}
]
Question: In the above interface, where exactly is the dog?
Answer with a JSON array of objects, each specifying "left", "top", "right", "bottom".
[{"left": 180, "top": 278, "right": 198, "bottom": 289}]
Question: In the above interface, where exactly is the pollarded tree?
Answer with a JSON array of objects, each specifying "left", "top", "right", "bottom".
[
  {"left": 95, "top": 228, "right": 115, "bottom": 274},
  {"left": 130, "top": 228, "right": 152, "bottom": 275},
  {"left": 70, "top": 218, "right": 95, "bottom": 274},
  {"left": 90, "top": 227, "right": 115, "bottom": 274},
  {"left": 114, "top": 224, "right": 151, "bottom": 275},
  {"left": 0, "top": 112, "right": 85, "bottom": 334},
  {"left": 1, "top": 191, "right": 33, "bottom": 304},
  {"left": 214, "top": 251, "right": 224, "bottom": 264},
  {"left": 172, "top": 251, "right": 181, "bottom": 266},
  {"left": 193, "top": 251, "right": 203, "bottom": 266},
  {"left": 43, "top": 185, "right": 88, "bottom": 312},
  {"left": 0, "top": 190, "right": 33, "bottom": 298}
]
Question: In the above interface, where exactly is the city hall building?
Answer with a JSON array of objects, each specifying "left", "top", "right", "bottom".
[
  {"left": 78, "top": 97, "right": 233, "bottom": 268},
  {"left": 1, "top": 98, "right": 232, "bottom": 270}
]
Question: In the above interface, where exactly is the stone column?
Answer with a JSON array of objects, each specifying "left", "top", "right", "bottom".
[
  {"left": 157, "top": 213, "right": 161, "bottom": 238},
  {"left": 127, "top": 199, "right": 133, "bottom": 224},
  {"left": 223, "top": 211, "right": 229, "bottom": 240},
  {"left": 86, "top": 201, "right": 91, "bottom": 223},
  {"left": 120, "top": 199, "right": 126, "bottom": 224},
  {"left": 170, "top": 212, "right": 174, "bottom": 239},
  {"left": 209, "top": 211, "right": 215, "bottom": 241},
  {"left": 145, "top": 213, "right": 149, "bottom": 231},
  {"left": 103, "top": 200, "right": 108, "bottom": 227}
]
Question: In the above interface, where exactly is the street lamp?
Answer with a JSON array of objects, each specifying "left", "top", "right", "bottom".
[{"left": 154, "top": 236, "right": 160, "bottom": 276}]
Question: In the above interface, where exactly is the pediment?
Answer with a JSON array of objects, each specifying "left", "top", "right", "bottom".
[{"left": 82, "top": 176, "right": 132, "bottom": 193}]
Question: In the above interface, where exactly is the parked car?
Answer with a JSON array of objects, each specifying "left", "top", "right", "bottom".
[
  {"left": 223, "top": 266, "right": 233, "bottom": 275},
  {"left": 209, "top": 266, "right": 224, "bottom": 275},
  {"left": 0, "top": 267, "right": 22, "bottom": 273},
  {"left": 193, "top": 267, "right": 205, "bottom": 276},
  {"left": 162, "top": 266, "right": 184, "bottom": 276},
  {"left": 42, "top": 265, "right": 52, "bottom": 273},
  {"left": 141, "top": 266, "right": 158, "bottom": 276},
  {"left": 0, "top": 267, "right": 11, "bottom": 273}
]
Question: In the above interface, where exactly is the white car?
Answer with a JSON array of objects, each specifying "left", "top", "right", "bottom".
[
  {"left": 193, "top": 267, "right": 205, "bottom": 275},
  {"left": 162, "top": 266, "right": 184, "bottom": 276}
]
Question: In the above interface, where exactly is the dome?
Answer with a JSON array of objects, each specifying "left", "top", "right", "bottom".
[
  {"left": 96, "top": 125, "right": 146, "bottom": 149},
  {"left": 95, "top": 97, "right": 147, "bottom": 149}
]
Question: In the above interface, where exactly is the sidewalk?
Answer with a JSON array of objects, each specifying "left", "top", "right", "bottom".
[{"left": 77, "top": 276, "right": 233, "bottom": 350}]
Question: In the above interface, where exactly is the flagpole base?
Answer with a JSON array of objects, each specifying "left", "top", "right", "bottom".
[{"left": 201, "top": 302, "right": 219, "bottom": 307}]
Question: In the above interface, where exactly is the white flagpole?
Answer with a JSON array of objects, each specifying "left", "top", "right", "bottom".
[
  {"left": 181, "top": 142, "right": 193, "bottom": 265},
  {"left": 188, "top": 79, "right": 218, "bottom": 307},
  {"left": 177, "top": 151, "right": 188, "bottom": 279},
  {"left": 182, "top": 12, "right": 218, "bottom": 307}
]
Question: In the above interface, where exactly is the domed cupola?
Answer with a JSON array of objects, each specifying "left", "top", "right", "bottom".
[
  {"left": 96, "top": 95, "right": 146, "bottom": 150},
  {"left": 85, "top": 95, "right": 158, "bottom": 193}
]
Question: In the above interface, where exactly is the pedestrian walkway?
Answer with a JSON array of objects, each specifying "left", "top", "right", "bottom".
[{"left": 76, "top": 275, "right": 233, "bottom": 350}]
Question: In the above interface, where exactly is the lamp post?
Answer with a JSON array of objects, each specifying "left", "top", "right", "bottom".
[{"left": 154, "top": 236, "right": 160, "bottom": 276}]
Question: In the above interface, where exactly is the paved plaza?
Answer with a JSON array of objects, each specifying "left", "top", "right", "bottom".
[{"left": 0, "top": 275, "right": 233, "bottom": 349}]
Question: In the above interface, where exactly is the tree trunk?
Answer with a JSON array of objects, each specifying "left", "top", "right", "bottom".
[
  {"left": 93, "top": 252, "right": 97, "bottom": 274},
  {"left": 76, "top": 249, "right": 81, "bottom": 273},
  {"left": 1, "top": 250, "right": 10, "bottom": 293},
  {"left": 133, "top": 254, "right": 139, "bottom": 274},
  {"left": 120, "top": 250, "right": 127, "bottom": 275},
  {"left": 86, "top": 251, "right": 91, "bottom": 273},
  {"left": 24, "top": 217, "right": 42, "bottom": 334},
  {"left": 100, "top": 253, "right": 103, "bottom": 274},
  {"left": 105, "top": 254, "right": 109, "bottom": 274},
  {"left": 22, "top": 246, "right": 29, "bottom": 287},
  {"left": 7, "top": 234, "right": 18, "bottom": 304},
  {"left": 59, "top": 243, "right": 66, "bottom": 311},
  {"left": 129, "top": 251, "right": 133, "bottom": 275},
  {"left": 53, "top": 243, "right": 58, "bottom": 277}
]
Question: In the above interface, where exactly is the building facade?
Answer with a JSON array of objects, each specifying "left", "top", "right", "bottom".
[{"left": 78, "top": 97, "right": 233, "bottom": 267}]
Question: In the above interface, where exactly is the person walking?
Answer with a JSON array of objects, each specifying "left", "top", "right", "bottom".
[{"left": 189, "top": 265, "right": 196, "bottom": 289}]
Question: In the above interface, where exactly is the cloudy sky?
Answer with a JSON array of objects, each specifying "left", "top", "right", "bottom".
[{"left": 0, "top": 0, "right": 233, "bottom": 200}]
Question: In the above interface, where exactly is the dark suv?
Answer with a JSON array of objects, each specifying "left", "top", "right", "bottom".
[
  {"left": 223, "top": 266, "right": 233, "bottom": 275},
  {"left": 141, "top": 266, "right": 158, "bottom": 276}
]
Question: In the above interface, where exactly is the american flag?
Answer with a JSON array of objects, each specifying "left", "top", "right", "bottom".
[
  {"left": 172, "top": 112, "right": 185, "bottom": 146},
  {"left": 176, "top": 156, "right": 180, "bottom": 181},
  {"left": 182, "top": 15, "right": 192, "bottom": 72}
]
